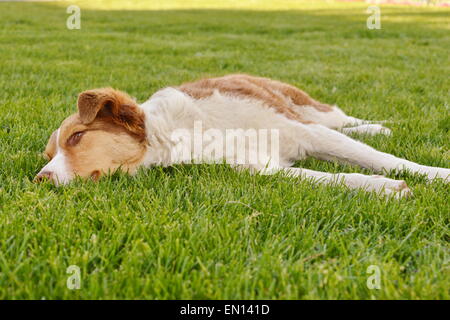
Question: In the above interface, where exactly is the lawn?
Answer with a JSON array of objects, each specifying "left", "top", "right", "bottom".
[{"left": 0, "top": 0, "right": 449, "bottom": 299}]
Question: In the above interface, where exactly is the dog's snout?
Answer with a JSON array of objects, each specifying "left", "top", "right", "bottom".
[{"left": 34, "top": 171, "right": 54, "bottom": 183}]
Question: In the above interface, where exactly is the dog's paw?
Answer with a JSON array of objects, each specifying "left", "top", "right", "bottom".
[
  {"left": 367, "top": 176, "right": 412, "bottom": 198},
  {"left": 419, "top": 167, "right": 450, "bottom": 183},
  {"left": 342, "top": 124, "right": 392, "bottom": 136}
]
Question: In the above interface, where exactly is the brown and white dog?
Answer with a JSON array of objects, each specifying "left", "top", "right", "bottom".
[{"left": 36, "top": 74, "right": 449, "bottom": 197}]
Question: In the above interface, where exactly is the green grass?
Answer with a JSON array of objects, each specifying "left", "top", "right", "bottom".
[{"left": 0, "top": 0, "right": 449, "bottom": 299}]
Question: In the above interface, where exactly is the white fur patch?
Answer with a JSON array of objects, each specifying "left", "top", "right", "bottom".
[{"left": 38, "top": 129, "right": 73, "bottom": 185}]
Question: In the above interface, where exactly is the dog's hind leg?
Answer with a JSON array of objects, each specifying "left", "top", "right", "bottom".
[
  {"left": 233, "top": 75, "right": 381, "bottom": 130},
  {"left": 291, "top": 103, "right": 391, "bottom": 133},
  {"left": 216, "top": 75, "right": 390, "bottom": 132},
  {"left": 268, "top": 79, "right": 389, "bottom": 130},
  {"left": 341, "top": 124, "right": 392, "bottom": 136}
]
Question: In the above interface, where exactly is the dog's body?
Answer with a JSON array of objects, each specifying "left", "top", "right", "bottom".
[{"left": 36, "top": 74, "right": 449, "bottom": 197}]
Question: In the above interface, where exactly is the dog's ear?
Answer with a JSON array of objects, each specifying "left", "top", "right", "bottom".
[
  {"left": 77, "top": 88, "right": 145, "bottom": 138},
  {"left": 77, "top": 88, "right": 131, "bottom": 124}
]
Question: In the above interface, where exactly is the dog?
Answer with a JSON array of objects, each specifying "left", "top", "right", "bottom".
[{"left": 35, "top": 74, "right": 449, "bottom": 197}]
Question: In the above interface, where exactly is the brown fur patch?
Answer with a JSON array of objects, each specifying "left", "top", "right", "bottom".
[
  {"left": 77, "top": 88, "right": 146, "bottom": 141},
  {"left": 178, "top": 74, "right": 332, "bottom": 123},
  {"left": 44, "top": 130, "right": 57, "bottom": 160}
]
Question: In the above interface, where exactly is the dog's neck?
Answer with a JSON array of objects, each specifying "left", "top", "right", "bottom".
[{"left": 138, "top": 87, "right": 191, "bottom": 168}]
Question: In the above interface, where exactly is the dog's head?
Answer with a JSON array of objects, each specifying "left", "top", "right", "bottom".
[{"left": 35, "top": 88, "right": 147, "bottom": 185}]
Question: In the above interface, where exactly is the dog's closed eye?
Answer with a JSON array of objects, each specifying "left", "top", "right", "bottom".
[{"left": 67, "top": 131, "right": 85, "bottom": 146}]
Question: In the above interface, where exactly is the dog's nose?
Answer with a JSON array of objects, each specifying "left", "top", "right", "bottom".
[{"left": 34, "top": 171, "right": 54, "bottom": 183}]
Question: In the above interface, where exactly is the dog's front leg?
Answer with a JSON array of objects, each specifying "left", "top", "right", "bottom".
[{"left": 257, "top": 167, "right": 411, "bottom": 198}]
